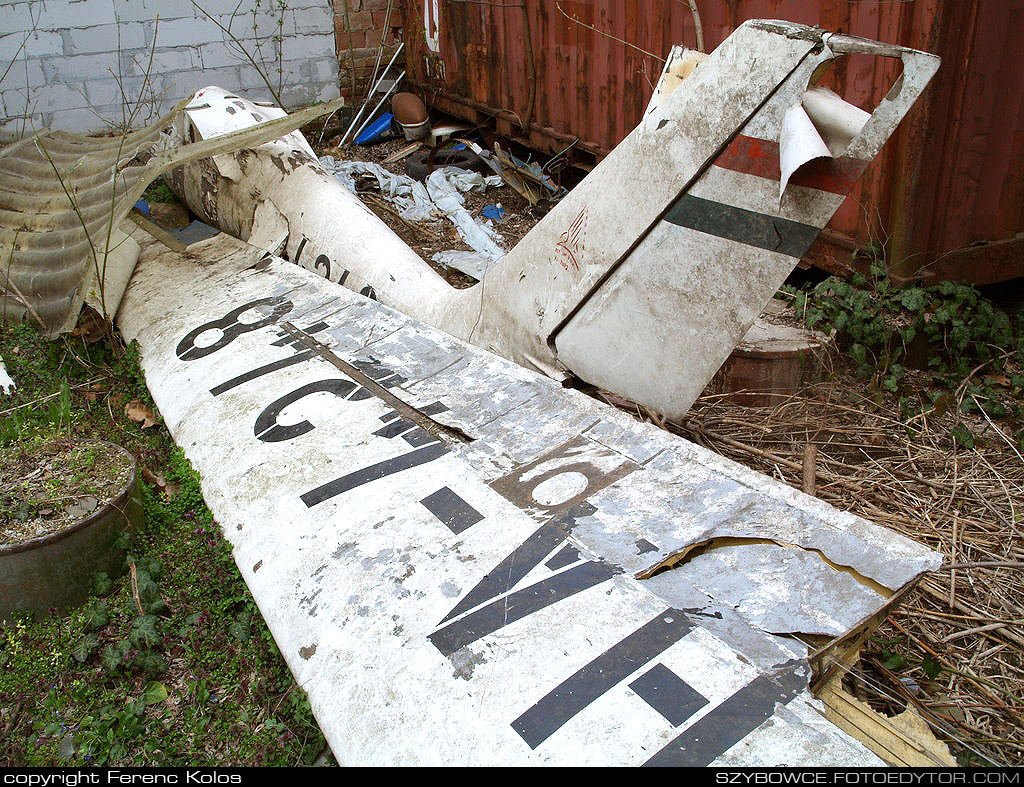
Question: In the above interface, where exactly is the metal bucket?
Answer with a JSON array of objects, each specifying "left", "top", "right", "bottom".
[{"left": 0, "top": 442, "right": 143, "bottom": 620}]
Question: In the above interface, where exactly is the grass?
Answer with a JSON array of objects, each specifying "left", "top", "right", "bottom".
[
  {"left": 0, "top": 317, "right": 329, "bottom": 766},
  {"left": 141, "top": 180, "right": 179, "bottom": 205}
]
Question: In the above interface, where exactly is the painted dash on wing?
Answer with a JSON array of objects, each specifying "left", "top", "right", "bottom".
[{"left": 663, "top": 195, "right": 819, "bottom": 258}]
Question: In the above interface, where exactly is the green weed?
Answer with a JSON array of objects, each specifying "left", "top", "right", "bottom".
[
  {"left": 786, "top": 256, "right": 1024, "bottom": 449},
  {"left": 0, "top": 319, "right": 328, "bottom": 766}
]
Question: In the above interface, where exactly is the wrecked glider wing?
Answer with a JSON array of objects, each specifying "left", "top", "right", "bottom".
[
  {"left": 117, "top": 227, "right": 942, "bottom": 766},
  {"left": 0, "top": 96, "right": 345, "bottom": 336},
  {"left": 166, "top": 21, "right": 938, "bottom": 419}
]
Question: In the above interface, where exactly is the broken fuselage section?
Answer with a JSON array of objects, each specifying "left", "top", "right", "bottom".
[{"left": 166, "top": 20, "right": 938, "bottom": 419}]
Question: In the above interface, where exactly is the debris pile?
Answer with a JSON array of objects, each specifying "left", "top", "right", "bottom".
[{"left": 319, "top": 156, "right": 506, "bottom": 279}]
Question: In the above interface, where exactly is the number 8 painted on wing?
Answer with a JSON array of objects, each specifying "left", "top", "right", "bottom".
[{"left": 176, "top": 297, "right": 294, "bottom": 360}]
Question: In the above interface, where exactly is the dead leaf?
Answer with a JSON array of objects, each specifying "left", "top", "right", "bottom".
[
  {"left": 930, "top": 392, "right": 954, "bottom": 418},
  {"left": 84, "top": 385, "right": 110, "bottom": 402},
  {"left": 141, "top": 465, "right": 178, "bottom": 499},
  {"left": 983, "top": 374, "right": 1011, "bottom": 387},
  {"left": 125, "top": 399, "right": 159, "bottom": 429},
  {"left": 72, "top": 309, "right": 108, "bottom": 344}
]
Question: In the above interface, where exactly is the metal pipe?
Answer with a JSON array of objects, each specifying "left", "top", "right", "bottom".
[
  {"left": 340, "top": 42, "right": 405, "bottom": 146},
  {"left": 349, "top": 70, "right": 406, "bottom": 145},
  {"left": 361, "top": 0, "right": 396, "bottom": 107}
]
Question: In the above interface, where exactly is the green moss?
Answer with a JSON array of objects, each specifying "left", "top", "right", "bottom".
[{"left": 0, "top": 319, "right": 329, "bottom": 766}]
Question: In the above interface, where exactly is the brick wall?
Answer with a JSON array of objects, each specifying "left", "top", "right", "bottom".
[
  {"left": 0, "top": 0, "right": 341, "bottom": 140},
  {"left": 332, "top": 0, "right": 402, "bottom": 100}
]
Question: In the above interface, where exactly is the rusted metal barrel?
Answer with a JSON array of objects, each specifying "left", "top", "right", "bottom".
[
  {"left": 707, "top": 302, "right": 833, "bottom": 406},
  {"left": 0, "top": 442, "right": 143, "bottom": 620}
]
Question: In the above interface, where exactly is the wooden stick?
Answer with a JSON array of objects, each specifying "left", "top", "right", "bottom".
[{"left": 802, "top": 442, "right": 817, "bottom": 495}]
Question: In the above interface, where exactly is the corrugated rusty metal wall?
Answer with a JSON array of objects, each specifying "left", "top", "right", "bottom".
[{"left": 401, "top": 0, "right": 1024, "bottom": 283}]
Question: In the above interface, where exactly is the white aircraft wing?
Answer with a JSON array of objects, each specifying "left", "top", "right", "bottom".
[{"left": 117, "top": 231, "right": 940, "bottom": 766}]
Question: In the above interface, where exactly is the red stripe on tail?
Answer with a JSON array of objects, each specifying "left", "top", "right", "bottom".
[{"left": 714, "top": 135, "right": 867, "bottom": 196}]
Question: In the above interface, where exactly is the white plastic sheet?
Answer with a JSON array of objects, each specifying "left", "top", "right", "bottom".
[
  {"left": 431, "top": 249, "right": 499, "bottom": 280},
  {"left": 320, "top": 157, "right": 435, "bottom": 220},
  {"left": 0, "top": 356, "right": 14, "bottom": 395},
  {"left": 425, "top": 168, "right": 505, "bottom": 262},
  {"left": 319, "top": 157, "right": 505, "bottom": 264}
]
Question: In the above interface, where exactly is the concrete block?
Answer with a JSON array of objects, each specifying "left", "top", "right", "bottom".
[
  {"left": 0, "top": 3, "right": 38, "bottom": 34},
  {"left": 286, "top": 0, "right": 333, "bottom": 9},
  {"left": 277, "top": 58, "right": 313, "bottom": 84},
  {"left": 67, "top": 22, "right": 147, "bottom": 54},
  {"left": 111, "top": 0, "right": 182, "bottom": 25},
  {"left": 108, "top": 72, "right": 172, "bottom": 112},
  {"left": 236, "top": 65, "right": 283, "bottom": 95},
  {"left": 186, "top": 0, "right": 253, "bottom": 17},
  {"left": 291, "top": 5, "right": 333, "bottom": 35},
  {"left": 213, "top": 9, "right": 287, "bottom": 41},
  {"left": 39, "top": 52, "right": 120, "bottom": 83},
  {"left": 1, "top": 88, "right": 33, "bottom": 122},
  {"left": 153, "top": 16, "right": 221, "bottom": 48},
  {"left": 115, "top": 50, "right": 144, "bottom": 79},
  {"left": 18, "top": 29, "right": 65, "bottom": 58},
  {"left": 0, "top": 111, "right": 44, "bottom": 141},
  {"left": 280, "top": 55, "right": 337, "bottom": 87},
  {"left": 196, "top": 42, "right": 251, "bottom": 70},
  {"left": 84, "top": 77, "right": 131, "bottom": 108},
  {"left": 45, "top": 105, "right": 112, "bottom": 134},
  {"left": 0, "top": 32, "right": 26, "bottom": 65},
  {"left": 314, "top": 81, "right": 341, "bottom": 103},
  {"left": 145, "top": 46, "right": 204, "bottom": 75},
  {"left": 44, "top": 1, "right": 112, "bottom": 30},
  {"left": 171, "top": 65, "right": 244, "bottom": 98},
  {"left": 281, "top": 31, "right": 336, "bottom": 60},
  {"left": 32, "top": 82, "right": 89, "bottom": 113},
  {"left": 308, "top": 31, "right": 341, "bottom": 56},
  {"left": 0, "top": 54, "right": 46, "bottom": 90}
]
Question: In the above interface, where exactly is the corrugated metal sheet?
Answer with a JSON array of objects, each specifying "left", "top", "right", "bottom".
[
  {"left": 400, "top": 0, "right": 1024, "bottom": 283},
  {"left": 0, "top": 116, "right": 177, "bottom": 335},
  {"left": 0, "top": 95, "right": 346, "bottom": 336}
]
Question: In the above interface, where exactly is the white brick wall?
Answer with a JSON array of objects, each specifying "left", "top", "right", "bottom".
[{"left": 0, "top": 0, "right": 340, "bottom": 140}]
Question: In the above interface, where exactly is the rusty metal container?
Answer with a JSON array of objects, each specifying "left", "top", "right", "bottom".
[
  {"left": 707, "top": 302, "right": 834, "bottom": 407},
  {"left": 400, "top": 0, "right": 1024, "bottom": 284},
  {"left": 0, "top": 443, "right": 142, "bottom": 620}
]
